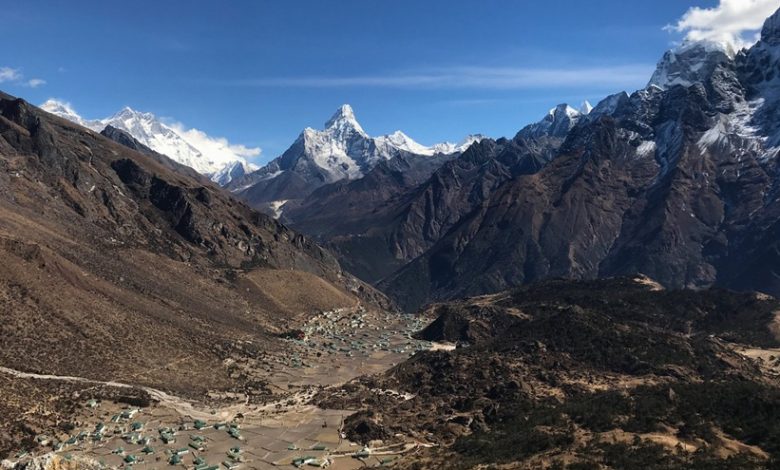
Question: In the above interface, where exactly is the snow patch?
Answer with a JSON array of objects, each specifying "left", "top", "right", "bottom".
[
  {"left": 268, "top": 200, "right": 289, "bottom": 219},
  {"left": 696, "top": 100, "right": 766, "bottom": 157},
  {"left": 636, "top": 140, "right": 657, "bottom": 158}
]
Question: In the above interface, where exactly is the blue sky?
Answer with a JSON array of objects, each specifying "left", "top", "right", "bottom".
[{"left": 0, "top": 0, "right": 770, "bottom": 162}]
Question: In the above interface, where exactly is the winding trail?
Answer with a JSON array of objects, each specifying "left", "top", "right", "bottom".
[{"left": 0, "top": 366, "right": 244, "bottom": 421}]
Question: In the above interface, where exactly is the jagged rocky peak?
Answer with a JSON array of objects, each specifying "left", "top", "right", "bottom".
[
  {"left": 40, "top": 99, "right": 104, "bottom": 131},
  {"left": 323, "top": 104, "right": 366, "bottom": 135},
  {"left": 741, "top": 7, "right": 780, "bottom": 93},
  {"left": 590, "top": 91, "right": 630, "bottom": 117},
  {"left": 734, "top": 6, "right": 780, "bottom": 148},
  {"left": 211, "top": 160, "right": 257, "bottom": 186},
  {"left": 761, "top": 6, "right": 780, "bottom": 46},
  {"left": 517, "top": 103, "right": 582, "bottom": 140},
  {"left": 648, "top": 40, "right": 737, "bottom": 90},
  {"left": 580, "top": 100, "right": 594, "bottom": 114}
]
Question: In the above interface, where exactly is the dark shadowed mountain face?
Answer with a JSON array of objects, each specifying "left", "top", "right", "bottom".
[
  {"left": 284, "top": 133, "right": 561, "bottom": 284},
  {"left": 372, "top": 8, "right": 780, "bottom": 311},
  {"left": 317, "top": 277, "right": 780, "bottom": 469},
  {"left": 278, "top": 152, "right": 457, "bottom": 280}
]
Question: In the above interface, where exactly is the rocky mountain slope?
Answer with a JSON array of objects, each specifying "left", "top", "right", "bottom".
[
  {"left": 282, "top": 101, "right": 588, "bottom": 284},
  {"left": 371, "top": 7, "right": 780, "bottom": 311},
  {"left": 99, "top": 124, "right": 206, "bottom": 182},
  {"left": 228, "top": 104, "right": 482, "bottom": 211},
  {"left": 318, "top": 277, "right": 780, "bottom": 469},
  {"left": 0, "top": 90, "right": 388, "bottom": 443}
]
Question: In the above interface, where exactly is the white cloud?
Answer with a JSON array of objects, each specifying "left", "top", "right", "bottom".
[
  {"left": 26, "top": 78, "right": 46, "bottom": 88},
  {"left": 225, "top": 64, "right": 654, "bottom": 91},
  {"left": 0, "top": 66, "right": 46, "bottom": 88},
  {"left": 40, "top": 98, "right": 74, "bottom": 113},
  {"left": 666, "top": 0, "right": 779, "bottom": 49},
  {"left": 0, "top": 67, "right": 22, "bottom": 83},
  {"left": 168, "top": 122, "right": 262, "bottom": 160}
]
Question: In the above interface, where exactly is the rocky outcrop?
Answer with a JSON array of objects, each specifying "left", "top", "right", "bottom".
[{"left": 319, "top": 278, "right": 780, "bottom": 468}]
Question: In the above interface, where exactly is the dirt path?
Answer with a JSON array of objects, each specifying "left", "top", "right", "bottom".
[{"left": 0, "top": 366, "right": 245, "bottom": 421}]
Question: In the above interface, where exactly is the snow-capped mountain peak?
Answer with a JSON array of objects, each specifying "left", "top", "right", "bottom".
[
  {"left": 100, "top": 107, "right": 213, "bottom": 173},
  {"left": 324, "top": 104, "right": 366, "bottom": 136},
  {"left": 327, "top": 104, "right": 357, "bottom": 123},
  {"left": 429, "top": 134, "right": 486, "bottom": 155},
  {"left": 231, "top": 104, "right": 487, "bottom": 204},
  {"left": 211, "top": 160, "right": 259, "bottom": 186},
  {"left": 517, "top": 103, "right": 583, "bottom": 140},
  {"left": 40, "top": 99, "right": 259, "bottom": 180},
  {"left": 109, "top": 106, "right": 156, "bottom": 123},
  {"left": 648, "top": 39, "right": 737, "bottom": 90},
  {"left": 375, "top": 130, "right": 433, "bottom": 156},
  {"left": 552, "top": 103, "right": 581, "bottom": 119},
  {"left": 40, "top": 99, "right": 104, "bottom": 132},
  {"left": 298, "top": 104, "right": 483, "bottom": 177},
  {"left": 580, "top": 100, "right": 594, "bottom": 115}
]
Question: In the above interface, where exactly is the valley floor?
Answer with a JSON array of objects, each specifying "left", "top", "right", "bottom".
[{"left": 1, "top": 305, "right": 431, "bottom": 470}]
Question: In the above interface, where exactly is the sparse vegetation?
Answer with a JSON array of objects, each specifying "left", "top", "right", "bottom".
[{"left": 322, "top": 278, "right": 780, "bottom": 469}]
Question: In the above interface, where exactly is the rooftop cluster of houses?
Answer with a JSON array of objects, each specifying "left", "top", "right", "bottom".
[
  {"left": 21, "top": 400, "right": 252, "bottom": 470},
  {"left": 27, "top": 403, "right": 144, "bottom": 457},
  {"left": 286, "top": 308, "right": 431, "bottom": 360}
]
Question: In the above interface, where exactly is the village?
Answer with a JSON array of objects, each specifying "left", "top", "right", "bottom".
[{"left": 3, "top": 306, "right": 443, "bottom": 470}]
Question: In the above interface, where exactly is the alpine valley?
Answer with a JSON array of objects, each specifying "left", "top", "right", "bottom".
[{"left": 5, "top": 4, "right": 780, "bottom": 470}]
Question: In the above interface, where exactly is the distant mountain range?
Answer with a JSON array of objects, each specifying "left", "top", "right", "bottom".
[
  {"left": 40, "top": 100, "right": 259, "bottom": 180},
  {"left": 225, "top": 104, "right": 483, "bottom": 212},
  {"left": 42, "top": 100, "right": 482, "bottom": 209}
]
